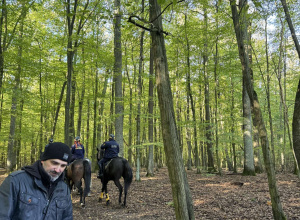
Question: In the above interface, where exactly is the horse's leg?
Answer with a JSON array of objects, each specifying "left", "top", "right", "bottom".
[
  {"left": 114, "top": 179, "right": 123, "bottom": 205},
  {"left": 123, "top": 181, "right": 129, "bottom": 207},
  {"left": 98, "top": 180, "right": 106, "bottom": 203},
  {"left": 104, "top": 180, "right": 110, "bottom": 205},
  {"left": 75, "top": 181, "right": 84, "bottom": 207}
]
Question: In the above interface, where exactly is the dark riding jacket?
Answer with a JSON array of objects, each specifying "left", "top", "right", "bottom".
[
  {"left": 71, "top": 142, "right": 85, "bottom": 160},
  {"left": 101, "top": 139, "right": 119, "bottom": 159},
  {"left": 0, "top": 160, "right": 73, "bottom": 220}
]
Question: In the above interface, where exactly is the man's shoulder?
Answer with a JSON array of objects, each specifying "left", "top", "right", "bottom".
[
  {"left": 9, "top": 170, "right": 26, "bottom": 177},
  {"left": 8, "top": 170, "right": 31, "bottom": 182}
]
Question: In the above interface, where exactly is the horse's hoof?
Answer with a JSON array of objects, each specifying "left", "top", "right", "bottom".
[
  {"left": 98, "top": 198, "right": 102, "bottom": 203},
  {"left": 106, "top": 200, "right": 110, "bottom": 206},
  {"left": 80, "top": 203, "right": 85, "bottom": 208}
]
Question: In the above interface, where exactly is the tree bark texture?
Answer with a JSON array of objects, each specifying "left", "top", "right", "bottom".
[
  {"left": 147, "top": 39, "right": 154, "bottom": 177},
  {"left": 114, "top": 0, "right": 124, "bottom": 157}
]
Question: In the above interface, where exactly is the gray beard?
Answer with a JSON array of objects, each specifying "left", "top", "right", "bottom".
[{"left": 50, "top": 175, "right": 60, "bottom": 182}]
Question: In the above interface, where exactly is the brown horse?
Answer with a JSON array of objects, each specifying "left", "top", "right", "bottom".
[{"left": 65, "top": 159, "right": 91, "bottom": 207}]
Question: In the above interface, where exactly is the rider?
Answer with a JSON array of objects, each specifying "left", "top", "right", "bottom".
[
  {"left": 70, "top": 136, "right": 85, "bottom": 163},
  {"left": 97, "top": 134, "right": 119, "bottom": 179}
]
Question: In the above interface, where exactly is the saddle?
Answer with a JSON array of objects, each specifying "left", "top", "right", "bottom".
[{"left": 104, "top": 157, "right": 118, "bottom": 170}]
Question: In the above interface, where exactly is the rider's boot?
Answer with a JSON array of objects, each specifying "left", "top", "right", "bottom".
[{"left": 97, "top": 165, "right": 103, "bottom": 179}]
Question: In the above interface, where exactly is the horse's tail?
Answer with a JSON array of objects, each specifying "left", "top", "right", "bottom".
[
  {"left": 123, "top": 159, "right": 133, "bottom": 189},
  {"left": 83, "top": 159, "right": 91, "bottom": 196}
]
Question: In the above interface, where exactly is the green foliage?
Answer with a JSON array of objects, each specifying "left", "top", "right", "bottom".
[{"left": 0, "top": 0, "right": 299, "bottom": 172}]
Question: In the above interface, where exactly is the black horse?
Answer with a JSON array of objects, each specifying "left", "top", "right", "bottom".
[
  {"left": 97, "top": 149, "right": 133, "bottom": 206},
  {"left": 65, "top": 159, "right": 91, "bottom": 207}
]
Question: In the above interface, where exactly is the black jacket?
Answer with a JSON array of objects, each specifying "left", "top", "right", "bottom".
[
  {"left": 101, "top": 139, "right": 120, "bottom": 159},
  {"left": 0, "top": 160, "right": 73, "bottom": 220}
]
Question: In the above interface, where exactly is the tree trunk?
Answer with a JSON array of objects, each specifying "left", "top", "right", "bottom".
[
  {"left": 230, "top": 1, "right": 285, "bottom": 218},
  {"left": 230, "top": 76, "right": 237, "bottom": 173},
  {"left": 149, "top": 0, "right": 195, "bottom": 218},
  {"left": 52, "top": 81, "right": 66, "bottom": 137},
  {"left": 203, "top": 8, "right": 214, "bottom": 173},
  {"left": 280, "top": 0, "right": 300, "bottom": 171},
  {"left": 238, "top": 0, "right": 255, "bottom": 176},
  {"left": 65, "top": 0, "right": 75, "bottom": 146},
  {"left": 64, "top": 0, "right": 90, "bottom": 147},
  {"left": 147, "top": 40, "right": 154, "bottom": 177},
  {"left": 214, "top": 1, "right": 221, "bottom": 175},
  {"left": 125, "top": 44, "right": 133, "bottom": 166},
  {"left": 113, "top": 0, "right": 123, "bottom": 157},
  {"left": 136, "top": 4, "right": 145, "bottom": 180},
  {"left": 264, "top": 17, "right": 276, "bottom": 171},
  {"left": 92, "top": 69, "right": 98, "bottom": 159},
  {"left": 77, "top": 47, "right": 86, "bottom": 137},
  {"left": 184, "top": 13, "right": 193, "bottom": 171},
  {"left": 243, "top": 78, "right": 255, "bottom": 175}
]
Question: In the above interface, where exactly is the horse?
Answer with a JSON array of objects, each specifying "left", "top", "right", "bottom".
[
  {"left": 65, "top": 159, "right": 91, "bottom": 207},
  {"left": 97, "top": 148, "right": 133, "bottom": 207}
]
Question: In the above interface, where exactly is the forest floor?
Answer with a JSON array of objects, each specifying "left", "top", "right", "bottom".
[{"left": 1, "top": 167, "right": 300, "bottom": 219}]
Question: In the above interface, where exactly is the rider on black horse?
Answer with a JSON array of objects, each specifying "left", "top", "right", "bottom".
[{"left": 97, "top": 134, "right": 119, "bottom": 179}]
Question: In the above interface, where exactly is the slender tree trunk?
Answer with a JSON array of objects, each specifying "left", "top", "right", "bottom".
[
  {"left": 52, "top": 81, "right": 66, "bottom": 137},
  {"left": 149, "top": 0, "right": 195, "bottom": 218},
  {"left": 136, "top": 4, "right": 145, "bottom": 180},
  {"left": 92, "top": 69, "right": 98, "bottom": 159},
  {"left": 230, "top": 75, "right": 237, "bottom": 173},
  {"left": 184, "top": 13, "right": 193, "bottom": 170},
  {"left": 214, "top": 1, "right": 221, "bottom": 175},
  {"left": 147, "top": 40, "right": 154, "bottom": 177},
  {"left": 65, "top": 0, "right": 74, "bottom": 146},
  {"left": 125, "top": 44, "right": 133, "bottom": 165},
  {"left": 64, "top": 0, "right": 90, "bottom": 147},
  {"left": 113, "top": 0, "right": 123, "bottom": 157},
  {"left": 264, "top": 17, "right": 277, "bottom": 171},
  {"left": 77, "top": 47, "right": 86, "bottom": 137},
  {"left": 280, "top": 0, "right": 300, "bottom": 170},
  {"left": 175, "top": 47, "right": 182, "bottom": 151},
  {"left": 230, "top": 2, "right": 285, "bottom": 218},
  {"left": 0, "top": 0, "right": 7, "bottom": 100}
]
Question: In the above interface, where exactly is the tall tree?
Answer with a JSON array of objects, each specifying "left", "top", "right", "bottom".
[
  {"left": 280, "top": 0, "right": 300, "bottom": 170},
  {"left": 6, "top": 1, "right": 30, "bottom": 172},
  {"left": 203, "top": 6, "right": 214, "bottom": 173},
  {"left": 230, "top": 1, "right": 285, "bottom": 218},
  {"left": 0, "top": 0, "right": 34, "bottom": 132},
  {"left": 240, "top": 0, "right": 255, "bottom": 176},
  {"left": 64, "top": 0, "right": 95, "bottom": 147},
  {"left": 114, "top": 0, "right": 124, "bottom": 157},
  {"left": 149, "top": 0, "right": 195, "bottom": 218},
  {"left": 136, "top": 0, "right": 145, "bottom": 181},
  {"left": 147, "top": 41, "right": 154, "bottom": 177},
  {"left": 184, "top": 13, "right": 192, "bottom": 171}
]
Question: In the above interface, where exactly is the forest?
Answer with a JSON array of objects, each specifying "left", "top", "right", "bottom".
[{"left": 1, "top": 0, "right": 300, "bottom": 219}]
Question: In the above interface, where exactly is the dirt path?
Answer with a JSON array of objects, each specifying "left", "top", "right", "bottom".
[{"left": 1, "top": 167, "right": 300, "bottom": 219}]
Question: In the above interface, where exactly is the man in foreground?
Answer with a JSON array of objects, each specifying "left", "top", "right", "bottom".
[{"left": 0, "top": 142, "right": 73, "bottom": 220}]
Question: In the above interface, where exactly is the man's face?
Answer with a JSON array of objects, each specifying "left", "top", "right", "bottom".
[{"left": 41, "top": 159, "right": 68, "bottom": 182}]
